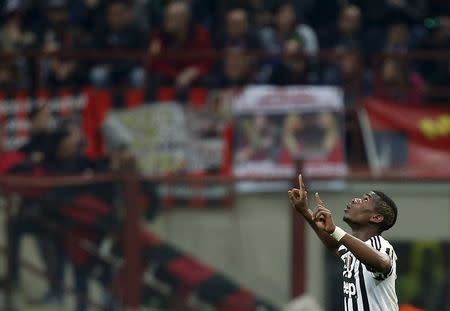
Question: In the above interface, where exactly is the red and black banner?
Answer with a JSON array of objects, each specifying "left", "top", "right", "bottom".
[
  {"left": 363, "top": 98, "right": 450, "bottom": 178},
  {"left": 111, "top": 229, "right": 277, "bottom": 310}
]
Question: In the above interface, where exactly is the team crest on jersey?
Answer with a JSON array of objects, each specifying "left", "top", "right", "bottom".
[{"left": 343, "top": 255, "right": 355, "bottom": 278}]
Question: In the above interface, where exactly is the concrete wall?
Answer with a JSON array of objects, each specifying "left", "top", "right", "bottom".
[{"left": 148, "top": 181, "right": 450, "bottom": 308}]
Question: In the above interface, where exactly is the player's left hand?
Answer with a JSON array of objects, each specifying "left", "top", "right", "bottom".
[{"left": 313, "top": 192, "right": 336, "bottom": 234}]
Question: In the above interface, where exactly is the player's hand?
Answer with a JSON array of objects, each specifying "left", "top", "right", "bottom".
[
  {"left": 313, "top": 192, "right": 336, "bottom": 234},
  {"left": 288, "top": 174, "right": 308, "bottom": 214}
]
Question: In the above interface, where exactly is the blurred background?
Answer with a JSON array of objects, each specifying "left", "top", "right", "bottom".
[{"left": 0, "top": 0, "right": 449, "bottom": 310}]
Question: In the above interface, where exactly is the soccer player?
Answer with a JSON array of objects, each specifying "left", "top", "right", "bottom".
[{"left": 288, "top": 175, "right": 398, "bottom": 311}]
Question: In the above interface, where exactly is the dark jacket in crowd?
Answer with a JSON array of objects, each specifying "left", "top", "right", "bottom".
[{"left": 93, "top": 22, "right": 148, "bottom": 72}]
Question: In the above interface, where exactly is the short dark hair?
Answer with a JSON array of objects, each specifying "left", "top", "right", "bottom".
[{"left": 372, "top": 190, "right": 398, "bottom": 231}]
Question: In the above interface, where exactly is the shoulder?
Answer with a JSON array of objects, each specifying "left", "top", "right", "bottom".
[
  {"left": 368, "top": 235, "right": 396, "bottom": 255},
  {"left": 378, "top": 236, "right": 395, "bottom": 249},
  {"left": 379, "top": 236, "right": 396, "bottom": 258},
  {"left": 367, "top": 235, "right": 383, "bottom": 251}
]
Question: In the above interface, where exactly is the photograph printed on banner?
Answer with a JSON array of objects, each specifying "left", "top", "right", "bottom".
[{"left": 232, "top": 86, "right": 347, "bottom": 178}]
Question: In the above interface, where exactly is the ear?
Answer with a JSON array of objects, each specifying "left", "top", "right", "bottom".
[{"left": 369, "top": 214, "right": 384, "bottom": 225}]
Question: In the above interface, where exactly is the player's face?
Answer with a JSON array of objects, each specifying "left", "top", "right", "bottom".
[{"left": 343, "top": 192, "right": 378, "bottom": 226}]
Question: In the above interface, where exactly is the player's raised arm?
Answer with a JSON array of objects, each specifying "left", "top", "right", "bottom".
[
  {"left": 313, "top": 193, "right": 392, "bottom": 273},
  {"left": 288, "top": 175, "right": 340, "bottom": 253}
]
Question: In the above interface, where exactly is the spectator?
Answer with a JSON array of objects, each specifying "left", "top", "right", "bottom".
[
  {"left": 90, "top": 0, "right": 148, "bottom": 88},
  {"left": 40, "top": 123, "right": 94, "bottom": 311},
  {"left": 384, "top": 18, "right": 410, "bottom": 53},
  {"left": 0, "top": 8, "right": 36, "bottom": 52},
  {"left": 19, "top": 103, "right": 54, "bottom": 163},
  {"left": 223, "top": 0, "right": 276, "bottom": 28},
  {"left": 322, "top": 5, "right": 362, "bottom": 51},
  {"left": 374, "top": 58, "right": 425, "bottom": 104},
  {"left": 43, "top": 121, "right": 88, "bottom": 171},
  {"left": 0, "top": 62, "right": 21, "bottom": 90},
  {"left": 0, "top": 6, "right": 36, "bottom": 89},
  {"left": 149, "top": 0, "right": 213, "bottom": 96},
  {"left": 39, "top": 0, "right": 89, "bottom": 88},
  {"left": 322, "top": 50, "right": 372, "bottom": 106},
  {"left": 260, "top": 1, "right": 318, "bottom": 54},
  {"left": 211, "top": 6, "right": 264, "bottom": 85},
  {"left": 137, "top": 0, "right": 218, "bottom": 32},
  {"left": 214, "top": 7, "right": 262, "bottom": 50},
  {"left": 43, "top": 122, "right": 125, "bottom": 311},
  {"left": 3, "top": 107, "right": 65, "bottom": 309},
  {"left": 207, "top": 48, "right": 253, "bottom": 88},
  {"left": 268, "top": 39, "right": 316, "bottom": 85}
]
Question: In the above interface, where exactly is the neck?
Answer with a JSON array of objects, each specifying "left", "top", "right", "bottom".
[{"left": 349, "top": 226, "right": 380, "bottom": 241}]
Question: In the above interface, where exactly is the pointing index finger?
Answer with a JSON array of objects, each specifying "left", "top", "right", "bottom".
[
  {"left": 299, "top": 174, "right": 305, "bottom": 191},
  {"left": 315, "top": 192, "right": 324, "bottom": 205}
]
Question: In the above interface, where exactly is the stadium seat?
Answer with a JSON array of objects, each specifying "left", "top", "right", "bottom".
[
  {"left": 189, "top": 87, "right": 208, "bottom": 108},
  {"left": 156, "top": 87, "right": 176, "bottom": 102},
  {"left": 126, "top": 89, "right": 145, "bottom": 108}
]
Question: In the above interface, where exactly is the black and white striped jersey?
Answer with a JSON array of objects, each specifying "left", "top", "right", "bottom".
[{"left": 338, "top": 235, "right": 398, "bottom": 311}]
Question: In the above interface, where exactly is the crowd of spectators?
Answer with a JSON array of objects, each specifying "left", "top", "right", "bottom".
[{"left": 1, "top": 0, "right": 450, "bottom": 103}]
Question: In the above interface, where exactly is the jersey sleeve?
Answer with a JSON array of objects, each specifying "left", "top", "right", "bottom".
[{"left": 366, "top": 236, "right": 396, "bottom": 280}]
